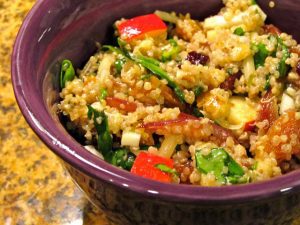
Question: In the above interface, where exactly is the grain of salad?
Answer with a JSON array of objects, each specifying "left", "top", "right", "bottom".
[{"left": 58, "top": 0, "right": 300, "bottom": 186}]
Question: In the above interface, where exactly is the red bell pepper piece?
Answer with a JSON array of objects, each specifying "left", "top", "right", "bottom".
[
  {"left": 244, "top": 120, "right": 256, "bottom": 132},
  {"left": 117, "top": 14, "right": 167, "bottom": 41},
  {"left": 130, "top": 152, "right": 174, "bottom": 183},
  {"left": 106, "top": 97, "right": 137, "bottom": 112}
]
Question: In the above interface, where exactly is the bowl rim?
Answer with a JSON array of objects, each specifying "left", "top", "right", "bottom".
[{"left": 11, "top": 0, "right": 300, "bottom": 204}]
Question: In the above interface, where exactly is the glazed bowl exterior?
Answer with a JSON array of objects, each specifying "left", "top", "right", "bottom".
[{"left": 12, "top": 0, "right": 300, "bottom": 224}]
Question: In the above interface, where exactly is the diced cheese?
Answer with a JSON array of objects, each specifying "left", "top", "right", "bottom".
[{"left": 121, "top": 131, "right": 141, "bottom": 147}]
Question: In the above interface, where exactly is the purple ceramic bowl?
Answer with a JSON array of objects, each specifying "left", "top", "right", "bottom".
[{"left": 11, "top": 0, "right": 300, "bottom": 224}]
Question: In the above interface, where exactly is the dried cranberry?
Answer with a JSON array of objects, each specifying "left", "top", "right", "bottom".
[
  {"left": 186, "top": 51, "right": 209, "bottom": 65},
  {"left": 296, "top": 60, "right": 300, "bottom": 75},
  {"left": 220, "top": 71, "right": 242, "bottom": 91}
]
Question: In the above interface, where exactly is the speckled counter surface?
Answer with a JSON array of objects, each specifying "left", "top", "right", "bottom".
[
  {"left": 1, "top": 1, "right": 300, "bottom": 225},
  {"left": 0, "top": 1, "right": 112, "bottom": 224}
]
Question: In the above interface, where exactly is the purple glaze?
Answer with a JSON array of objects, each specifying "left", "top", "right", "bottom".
[{"left": 11, "top": 0, "right": 300, "bottom": 224}]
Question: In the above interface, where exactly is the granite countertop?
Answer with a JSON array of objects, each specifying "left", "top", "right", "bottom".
[
  {"left": 1, "top": 1, "right": 300, "bottom": 225},
  {"left": 0, "top": 1, "right": 111, "bottom": 224}
]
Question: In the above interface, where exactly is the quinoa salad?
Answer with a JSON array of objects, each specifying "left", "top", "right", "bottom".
[{"left": 58, "top": 0, "right": 300, "bottom": 186}]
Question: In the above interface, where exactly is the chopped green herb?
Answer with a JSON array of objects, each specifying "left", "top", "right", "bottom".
[
  {"left": 87, "top": 106, "right": 112, "bottom": 159},
  {"left": 111, "top": 149, "right": 136, "bottom": 171},
  {"left": 140, "top": 145, "right": 150, "bottom": 150},
  {"left": 269, "top": 35, "right": 278, "bottom": 57},
  {"left": 155, "top": 164, "right": 178, "bottom": 175},
  {"left": 141, "top": 74, "right": 152, "bottom": 80},
  {"left": 102, "top": 45, "right": 125, "bottom": 56},
  {"left": 254, "top": 43, "right": 270, "bottom": 69},
  {"left": 226, "top": 68, "right": 234, "bottom": 75},
  {"left": 135, "top": 55, "right": 186, "bottom": 103},
  {"left": 264, "top": 74, "right": 271, "bottom": 90},
  {"left": 117, "top": 38, "right": 133, "bottom": 59},
  {"left": 117, "top": 38, "right": 127, "bottom": 50},
  {"left": 233, "top": 27, "right": 245, "bottom": 36},
  {"left": 251, "top": 161, "right": 258, "bottom": 170},
  {"left": 195, "top": 148, "right": 246, "bottom": 184},
  {"left": 162, "top": 39, "right": 180, "bottom": 62},
  {"left": 115, "top": 58, "right": 126, "bottom": 74},
  {"left": 251, "top": 0, "right": 257, "bottom": 5},
  {"left": 193, "top": 86, "right": 204, "bottom": 98},
  {"left": 60, "top": 59, "right": 75, "bottom": 89},
  {"left": 103, "top": 45, "right": 186, "bottom": 104},
  {"left": 192, "top": 107, "right": 204, "bottom": 118},
  {"left": 99, "top": 88, "right": 108, "bottom": 100},
  {"left": 138, "top": 55, "right": 161, "bottom": 66},
  {"left": 277, "top": 37, "right": 290, "bottom": 77}
]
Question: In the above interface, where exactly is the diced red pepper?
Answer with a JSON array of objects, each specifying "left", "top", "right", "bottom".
[
  {"left": 244, "top": 120, "right": 256, "bottom": 132},
  {"left": 106, "top": 97, "right": 137, "bottom": 112},
  {"left": 117, "top": 14, "right": 167, "bottom": 41},
  {"left": 130, "top": 152, "right": 174, "bottom": 183}
]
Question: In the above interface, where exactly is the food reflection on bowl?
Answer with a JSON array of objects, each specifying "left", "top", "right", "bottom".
[{"left": 12, "top": 0, "right": 300, "bottom": 224}]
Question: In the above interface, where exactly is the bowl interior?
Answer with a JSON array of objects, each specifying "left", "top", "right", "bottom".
[{"left": 12, "top": 0, "right": 300, "bottom": 203}]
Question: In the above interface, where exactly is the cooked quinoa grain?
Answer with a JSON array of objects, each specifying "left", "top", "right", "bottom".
[{"left": 58, "top": 0, "right": 300, "bottom": 186}]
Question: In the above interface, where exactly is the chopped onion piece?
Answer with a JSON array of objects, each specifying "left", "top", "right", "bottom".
[
  {"left": 121, "top": 131, "right": 141, "bottom": 147},
  {"left": 204, "top": 15, "right": 227, "bottom": 29},
  {"left": 91, "top": 102, "right": 104, "bottom": 112},
  {"left": 158, "top": 135, "right": 183, "bottom": 158},
  {"left": 280, "top": 93, "right": 295, "bottom": 115}
]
